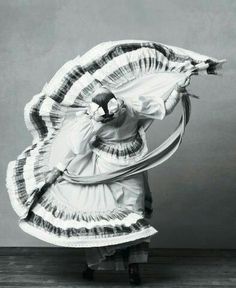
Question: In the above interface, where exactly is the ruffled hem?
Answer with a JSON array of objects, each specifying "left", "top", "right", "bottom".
[
  {"left": 17, "top": 185, "right": 157, "bottom": 248},
  {"left": 19, "top": 220, "right": 157, "bottom": 248}
]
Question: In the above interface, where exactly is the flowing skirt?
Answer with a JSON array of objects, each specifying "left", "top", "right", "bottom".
[{"left": 19, "top": 150, "right": 157, "bottom": 269}]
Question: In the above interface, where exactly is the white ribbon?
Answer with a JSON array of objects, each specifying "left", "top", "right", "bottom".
[
  {"left": 87, "top": 102, "right": 105, "bottom": 117},
  {"left": 107, "top": 98, "right": 120, "bottom": 114}
]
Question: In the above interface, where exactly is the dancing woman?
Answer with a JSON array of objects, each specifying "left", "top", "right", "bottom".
[
  {"left": 6, "top": 40, "right": 224, "bottom": 285},
  {"left": 43, "top": 78, "right": 188, "bottom": 284}
]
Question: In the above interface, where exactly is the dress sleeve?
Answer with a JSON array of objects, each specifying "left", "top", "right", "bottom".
[
  {"left": 116, "top": 70, "right": 192, "bottom": 122},
  {"left": 55, "top": 114, "right": 102, "bottom": 172},
  {"left": 124, "top": 73, "right": 192, "bottom": 120},
  {"left": 125, "top": 96, "right": 166, "bottom": 120}
]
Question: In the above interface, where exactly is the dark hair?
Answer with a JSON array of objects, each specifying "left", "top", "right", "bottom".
[{"left": 92, "top": 90, "right": 116, "bottom": 122}]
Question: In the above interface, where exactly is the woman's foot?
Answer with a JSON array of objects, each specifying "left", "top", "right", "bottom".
[
  {"left": 82, "top": 266, "right": 94, "bottom": 281},
  {"left": 128, "top": 263, "right": 141, "bottom": 285}
]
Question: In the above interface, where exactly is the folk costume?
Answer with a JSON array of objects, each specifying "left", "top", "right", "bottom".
[{"left": 6, "top": 40, "right": 224, "bottom": 270}]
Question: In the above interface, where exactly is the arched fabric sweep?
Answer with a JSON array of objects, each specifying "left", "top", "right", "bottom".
[{"left": 6, "top": 40, "right": 225, "bottom": 220}]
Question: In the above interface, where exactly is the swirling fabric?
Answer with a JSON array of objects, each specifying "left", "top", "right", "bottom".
[{"left": 6, "top": 40, "right": 224, "bottom": 228}]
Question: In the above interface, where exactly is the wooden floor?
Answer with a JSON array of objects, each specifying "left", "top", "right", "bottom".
[{"left": 0, "top": 248, "right": 236, "bottom": 287}]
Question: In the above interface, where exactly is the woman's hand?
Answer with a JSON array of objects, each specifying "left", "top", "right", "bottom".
[
  {"left": 45, "top": 167, "right": 63, "bottom": 186},
  {"left": 165, "top": 73, "right": 191, "bottom": 115},
  {"left": 175, "top": 72, "right": 192, "bottom": 93}
]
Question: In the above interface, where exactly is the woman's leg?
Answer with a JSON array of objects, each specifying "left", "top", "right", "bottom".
[
  {"left": 128, "top": 263, "right": 141, "bottom": 285},
  {"left": 82, "top": 264, "right": 95, "bottom": 281},
  {"left": 127, "top": 241, "right": 150, "bottom": 285}
]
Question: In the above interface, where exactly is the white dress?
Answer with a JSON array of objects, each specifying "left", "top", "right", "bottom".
[{"left": 6, "top": 40, "right": 223, "bottom": 270}]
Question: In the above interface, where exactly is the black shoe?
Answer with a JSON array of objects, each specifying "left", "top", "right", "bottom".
[
  {"left": 82, "top": 266, "right": 94, "bottom": 281},
  {"left": 128, "top": 263, "right": 141, "bottom": 285}
]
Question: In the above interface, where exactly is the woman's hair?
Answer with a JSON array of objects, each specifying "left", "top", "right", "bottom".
[{"left": 92, "top": 89, "right": 116, "bottom": 122}]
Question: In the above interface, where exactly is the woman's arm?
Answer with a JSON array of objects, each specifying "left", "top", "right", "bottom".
[
  {"left": 164, "top": 76, "right": 190, "bottom": 115},
  {"left": 137, "top": 90, "right": 182, "bottom": 130},
  {"left": 52, "top": 114, "right": 103, "bottom": 175},
  {"left": 164, "top": 89, "right": 182, "bottom": 116},
  {"left": 45, "top": 143, "right": 78, "bottom": 187}
]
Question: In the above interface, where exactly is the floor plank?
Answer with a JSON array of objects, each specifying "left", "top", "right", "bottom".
[{"left": 0, "top": 248, "right": 236, "bottom": 287}]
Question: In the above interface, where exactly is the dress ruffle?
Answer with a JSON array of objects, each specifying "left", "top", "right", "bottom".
[
  {"left": 92, "top": 126, "right": 148, "bottom": 165},
  {"left": 6, "top": 95, "right": 67, "bottom": 218},
  {"left": 19, "top": 196, "right": 157, "bottom": 248}
]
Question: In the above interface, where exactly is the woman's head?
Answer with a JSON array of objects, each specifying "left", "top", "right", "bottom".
[{"left": 88, "top": 87, "right": 124, "bottom": 123}]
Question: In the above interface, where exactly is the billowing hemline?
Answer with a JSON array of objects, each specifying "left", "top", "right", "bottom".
[{"left": 19, "top": 221, "right": 158, "bottom": 248}]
